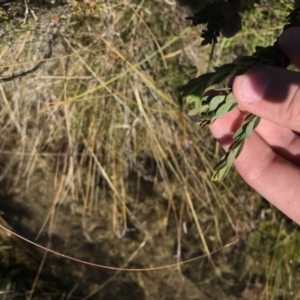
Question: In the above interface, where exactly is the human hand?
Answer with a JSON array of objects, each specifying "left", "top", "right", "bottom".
[{"left": 210, "top": 27, "right": 300, "bottom": 225}]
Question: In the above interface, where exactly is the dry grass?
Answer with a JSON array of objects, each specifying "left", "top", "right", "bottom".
[{"left": 0, "top": 0, "right": 299, "bottom": 299}]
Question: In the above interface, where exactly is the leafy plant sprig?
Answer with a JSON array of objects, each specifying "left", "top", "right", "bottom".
[
  {"left": 185, "top": 0, "right": 225, "bottom": 45},
  {"left": 180, "top": 4, "right": 300, "bottom": 181}
]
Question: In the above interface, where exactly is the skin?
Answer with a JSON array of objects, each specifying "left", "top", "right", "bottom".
[{"left": 210, "top": 27, "right": 300, "bottom": 225}]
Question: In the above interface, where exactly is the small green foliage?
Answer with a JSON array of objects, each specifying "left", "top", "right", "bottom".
[
  {"left": 284, "top": 5, "right": 300, "bottom": 29},
  {"left": 185, "top": 1, "right": 225, "bottom": 45},
  {"left": 209, "top": 95, "right": 226, "bottom": 111},
  {"left": 211, "top": 163, "right": 230, "bottom": 181},
  {"left": 180, "top": 4, "right": 300, "bottom": 181},
  {"left": 253, "top": 44, "right": 291, "bottom": 68},
  {"left": 215, "top": 100, "right": 237, "bottom": 118}
]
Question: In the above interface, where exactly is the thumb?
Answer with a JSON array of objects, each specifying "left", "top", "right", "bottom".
[{"left": 232, "top": 65, "right": 300, "bottom": 131}]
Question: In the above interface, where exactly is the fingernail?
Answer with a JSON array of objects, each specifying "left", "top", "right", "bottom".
[{"left": 238, "top": 66, "right": 272, "bottom": 103}]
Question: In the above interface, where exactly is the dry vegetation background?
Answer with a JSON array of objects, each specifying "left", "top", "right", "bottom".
[{"left": 0, "top": 0, "right": 300, "bottom": 299}]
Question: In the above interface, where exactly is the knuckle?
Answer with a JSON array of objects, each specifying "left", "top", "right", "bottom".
[
  {"left": 241, "top": 151, "right": 276, "bottom": 182},
  {"left": 285, "top": 84, "right": 300, "bottom": 130}
]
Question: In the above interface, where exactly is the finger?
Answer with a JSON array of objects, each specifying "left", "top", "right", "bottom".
[
  {"left": 279, "top": 27, "right": 300, "bottom": 69},
  {"left": 211, "top": 107, "right": 300, "bottom": 166},
  {"left": 235, "top": 130, "right": 300, "bottom": 225},
  {"left": 210, "top": 109, "right": 300, "bottom": 225},
  {"left": 232, "top": 65, "right": 300, "bottom": 132},
  {"left": 254, "top": 119, "right": 300, "bottom": 166},
  {"left": 210, "top": 107, "right": 244, "bottom": 148}
]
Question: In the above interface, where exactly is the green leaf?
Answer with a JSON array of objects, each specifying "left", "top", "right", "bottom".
[
  {"left": 238, "top": 56, "right": 261, "bottom": 66},
  {"left": 187, "top": 94, "right": 202, "bottom": 116},
  {"left": 252, "top": 116, "right": 261, "bottom": 130},
  {"left": 226, "top": 151, "right": 236, "bottom": 167},
  {"left": 245, "top": 118, "right": 258, "bottom": 138},
  {"left": 214, "top": 63, "right": 237, "bottom": 73},
  {"left": 228, "top": 137, "right": 244, "bottom": 152},
  {"left": 182, "top": 85, "right": 203, "bottom": 98},
  {"left": 215, "top": 102, "right": 237, "bottom": 118},
  {"left": 232, "top": 138, "right": 245, "bottom": 158},
  {"left": 244, "top": 113, "right": 255, "bottom": 122},
  {"left": 201, "top": 96, "right": 211, "bottom": 106},
  {"left": 211, "top": 165, "right": 231, "bottom": 181},
  {"left": 186, "top": 94, "right": 201, "bottom": 104},
  {"left": 232, "top": 126, "right": 245, "bottom": 139},
  {"left": 179, "top": 84, "right": 200, "bottom": 97},
  {"left": 188, "top": 107, "right": 200, "bottom": 116},
  {"left": 201, "top": 39, "right": 209, "bottom": 46},
  {"left": 233, "top": 64, "right": 255, "bottom": 76},
  {"left": 180, "top": 73, "right": 216, "bottom": 97},
  {"left": 245, "top": 123, "right": 254, "bottom": 139},
  {"left": 214, "top": 87, "right": 232, "bottom": 92},
  {"left": 210, "top": 116, "right": 217, "bottom": 124},
  {"left": 213, "top": 156, "right": 227, "bottom": 171},
  {"left": 189, "top": 72, "right": 216, "bottom": 85},
  {"left": 208, "top": 71, "right": 230, "bottom": 86},
  {"left": 225, "top": 92, "right": 236, "bottom": 104},
  {"left": 245, "top": 116, "right": 261, "bottom": 138},
  {"left": 209, "top": 95, "right": 226, "bottom": 111},
  {"left": 228, "top": 102, "right": 238, "bottom": 113},
  {"left": 201, "top": 95, "right": 209, "bottom": 102},
  {"left": 199, "top": 104, "right": 210, "bottom": 114}
]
